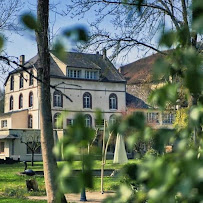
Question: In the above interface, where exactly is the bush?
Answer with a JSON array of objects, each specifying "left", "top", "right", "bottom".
[{"left": 145, "top": 148, "right": 159, "bottom": 156}]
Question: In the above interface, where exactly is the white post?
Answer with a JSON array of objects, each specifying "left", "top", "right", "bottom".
[{"left": 101, "top": 120, "right": 106, "bottom": 194}]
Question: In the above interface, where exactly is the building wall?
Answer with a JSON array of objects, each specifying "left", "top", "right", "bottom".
[
  {"left": 50, "top": 78, "right": 126, "bottom": 128},
  {"left": 4, "top": 69, "right": 126, "bottom": 130},
  {"left": 11, "top": 110, "right": 28, "bottom": 128},
  {"left": 127, "top": 108, "right": 175, "bottom": 129},
  {"left": 0, "top": 115, "right": 12, "bottom": 129},
  {"left": 4, "top": 68, "right": 38, "bottom": 113},
  {"left": 0, "top": 139, "right": 10, "bottom": 159}
]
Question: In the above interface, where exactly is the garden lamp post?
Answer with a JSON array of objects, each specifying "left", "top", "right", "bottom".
[{"left": 80, "top": 148, "right": 87, "bottom": 201}]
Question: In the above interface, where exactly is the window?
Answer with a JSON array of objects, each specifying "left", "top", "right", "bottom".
[
  {"left": 10, "top": 75, "right": 14, "bottom": 90},
  {"left": 83, "top": 92, "right": 92, "bottom": 108},
  {"left": 95, "top": 119, "right": 104, "bottom": 127},
  {"left": 147, "top": 112, "right": 159, "bottom": 124},
  {"left": 85, "top": 70, "right": 97, "bottom": 79},
  {"left": 27, "top": 142, "right": 41, "bottom": 154},
  {"left": 67, "top": 119, "right": 74, "bottom": 126},
  {"left": 67, "top": 69, "right": 81, "bottom": 78},
  {"left": 162, "top": 113, "right": 174, "bottom": 124},
  {"left": 29, "top": 70, "right": 34, "bottom": 86},
  {"left": 85, "top": 114, "right": 92, "bottom": 128},
  {"left": 28, "top": 114, "right": 33, "bottom": 128},
  {"left": 54, "top": 113, "right": 63, "bottom": 129},
  {"left": 0, "top": 142, "right": 4, "bottom": 154},
  {"left": 10, "top": 96, "right": 13, "bottom": 110},
  {"left": 109, "top": 115, "right": 116, "bottom": 125},
  {"left": 1, "top": 120, "right": 7, "bottom": 128},
  {"left": 29, "top": 92, "right": 33, "bottom": 107},
  {"left": 53, "top": 91, "right": 63, "bottom": 107},
  {"left": 19, "top": 94, "right": 23, "bottom": 109},
  {"left": 19, "top": 73, "right": 24, "bottom": 88},
  {"left": 109, "top": 93, "right": 117, "bottom": 110}
]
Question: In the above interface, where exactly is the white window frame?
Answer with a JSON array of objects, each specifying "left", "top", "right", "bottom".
[
  {"left": 1, "top": 120, "right": 7, "bottom": 128},
  {"left": 162, "top": 113, "right": 174, "bottom": 124},
  {"left": 147, "top": 112, "right": 159, "bottom": 124},
  {"left": 85, "top": 115, "right": 92, "bottom": 128}
]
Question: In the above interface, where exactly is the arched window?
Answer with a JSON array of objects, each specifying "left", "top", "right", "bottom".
[
  {"left": 109, "top": 93, "right": 117, "bottom": 110},
  {"left": 10, "top": 96, "right": 13, "bottom": 110},
  {"left": 19, "top": 94, "right": 23, "bottom": 109},
  {"left": 19, "top": 73, "right": 24, "bottom": 88},
  {"left": 109, "top": 114, "right": 116, "bottom": 125},
  {"left": 10, "top": 75, "right": 14, "bottom": 91},
  {"left": 29, "top": 70, "right": 34, "bottom": 86},
  {"left": 53, "top": 91, "right": 63, "bottom": 107},
  {"left": 29, "top": 92, "right": 33, "bottom": 107},
  {"left": 53, "top": 113, "right": 62, "bottom": 129},
  {"left": 28, "top": 114, "right": 33, "bottom": 128},
  {"left": 84, "top": 114, "right": 92, "bottom": 128},
  {"left": 83, "top": 92, "right": 92, "bottom": 108}
]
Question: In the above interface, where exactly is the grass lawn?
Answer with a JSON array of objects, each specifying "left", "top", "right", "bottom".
[
  {"left": 0, "top": 159, "right": 138, "bottom": 201},
  {"left": 0, "top": 198, "right": 46, "bottom": 203}
]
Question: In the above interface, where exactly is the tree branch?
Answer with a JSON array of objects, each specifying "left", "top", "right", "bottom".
[{"left": 0, "top": 55, "right": 73, "bottom": 102}]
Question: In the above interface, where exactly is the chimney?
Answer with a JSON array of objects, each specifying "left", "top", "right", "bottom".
[
  {"left": 102, "top": 48, "right": 107, "bottom": 60},
  {"left": 20, "top": 55, "right": 25, "bottom": 66}
]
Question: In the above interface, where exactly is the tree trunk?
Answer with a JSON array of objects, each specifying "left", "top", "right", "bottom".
[
  {"left": 35, "top": 0, "right": 67, "bottom": 202},
  {"left": 31, "top": 151, "right": 34, "bottom": 166}
]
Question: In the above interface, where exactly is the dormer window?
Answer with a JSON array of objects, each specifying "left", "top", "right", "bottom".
[
  {"left": 67, "top": 69, "right": 81, "bottom": 78},
  {"left": 85, "top": 70, "right": 97, "bottom": 79}
]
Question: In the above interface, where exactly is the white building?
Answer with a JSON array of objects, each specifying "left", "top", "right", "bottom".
[{"left": 0, "top": 51, "right": 126, "bottom": 160}]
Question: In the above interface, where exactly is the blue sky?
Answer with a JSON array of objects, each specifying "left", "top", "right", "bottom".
[{"left": 0, "top": 0, "right": 155, "bottom": 88}]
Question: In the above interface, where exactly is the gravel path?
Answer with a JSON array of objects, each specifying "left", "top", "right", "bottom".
[{"left": 27, "top": 191, "right": 115, "bottom": 202}]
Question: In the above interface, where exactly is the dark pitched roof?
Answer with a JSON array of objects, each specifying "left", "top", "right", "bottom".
[
  {"left": 5, "top": 52, "right": 125, "bottom": 84},
  {"left": 120, "top": 52, "right": 165, "bottom": 84},
  {"left": 52, "top": 52, "right": 125, "bottom": 82},
  {"left": 126, "top": 93, "right": 148, "bottom": 109}
]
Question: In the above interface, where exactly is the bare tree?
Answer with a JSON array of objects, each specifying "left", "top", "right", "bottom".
[
  {"left": 0, "top": 0, "right": 22, "bottom": 32},
  {"left": 20, "top": 131, "right": 41, "bottom": 166},
  {"left": 65, "top": 0, "right": 200, "bottom": 60},
  {"left": 0, "top": 0, "right": 23, "bottom": 77},
  {"left": 35, "top": 0, "right": 67, "bottom": 202}
]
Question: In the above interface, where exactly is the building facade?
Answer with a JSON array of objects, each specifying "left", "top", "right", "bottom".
[{"left": 0, "top": 51, "right": 126, "bottom": 160}]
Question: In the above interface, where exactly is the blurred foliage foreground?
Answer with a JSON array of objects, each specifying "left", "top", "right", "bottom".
[
  {"left": 54, "top": 5, "right": 203, "bottom": 203},
  {"left": 6, "top": 1, "right": 202, "bottom": 202}
]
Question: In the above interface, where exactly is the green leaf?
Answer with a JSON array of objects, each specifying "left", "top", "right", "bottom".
[
  {"left": 153, "top": 58, "right": 171, "bottom": 80},
  {"left": 52, "top": 41, "right": 66, "bottom": 61},
  {"left": 149, "top": 83, "right": 178, "bottom": 109},
  {"left": 159, "top": 31, "right": 177, "bottom": 48},
  {"left": 64, "top": 25, "right": 88, "bottom": 42},
  {"left": 21, "top": 13, "right": 38, "bottom": 30}
]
